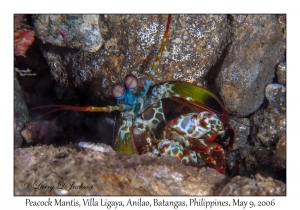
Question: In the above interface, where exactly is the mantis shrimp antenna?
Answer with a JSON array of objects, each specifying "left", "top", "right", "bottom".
[
  {"left": 33, "top": 104, "right": 125, "bottom": 119},
  {"left": 139, "top": 14, "right": 172, "bottom": 98},
  {"left": 148, "top": 14, "right": 172, "bottom": 80},
  {"left": 230, "top": 117, "right": 251, "bottom": 127}
]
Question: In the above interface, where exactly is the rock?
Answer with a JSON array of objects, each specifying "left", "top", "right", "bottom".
[
  {"left": 230, "top": 118, "right": 250, "bottom": 150},
  {"left": 21, "top": 120, "right": 61, "bottom": 144},
  {"left": 14, "top": 144, "right": 286, "bottom": 195},
  {"left": 250, "top": 146, "right": 274, "bottom": 169},
  {"left": 250, "top": 107, "right": 286, "bottom": 147},
  {"left": 224, "top": 118, "right": 250, "bottom": 176},
  {"left": 225, "top": 145, "right": 252, "bottom": 177},
  {"left": 219, "top": 174, "right": 286, "bottom": 195},
  {"left": 248, "top": 104, "right": 285, "bottom": 179},
  {"left": 33, "top": 15, "right": 103, "bottom": 52},
  {"left": 14, "top": 73, "right": 30, "bottom": 148},
  {"left": 226, "top": 144, "right": 279, "bottom": 179},
  {"left": 14, "top": 144, "right": 230, "bottom": 195},
  {"left": 275, "top": 132, "right": 286, "bottom": 169},
  {"left": 214, "top": 14, "right": 286, "bottom": 116},
  {"left": 38, "top": 14, "right": 230, "bottom": 98},
  {"left": 265, "top": 83, "right": 286, "bottom": 114},
  {"left": 276, "top": 62, "right": 286, "bottom": 85},
  {"left": 78, "top": 142, "right": 116, "bottom": 154}
]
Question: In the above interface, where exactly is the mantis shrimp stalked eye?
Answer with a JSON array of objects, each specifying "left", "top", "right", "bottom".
[
  {"left": 34, "top": 14, "right": 239, "bottom": 173},
  {"left": 124, "top": 74, "right": 138, "bottom": 90},
  {"left": 111, "top": 83, "right": 125, "bottom": 99}
]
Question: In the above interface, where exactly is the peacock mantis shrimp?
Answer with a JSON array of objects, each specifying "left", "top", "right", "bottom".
[{"left": 34, "top": 15, "right": 237, "bottom": 173}]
